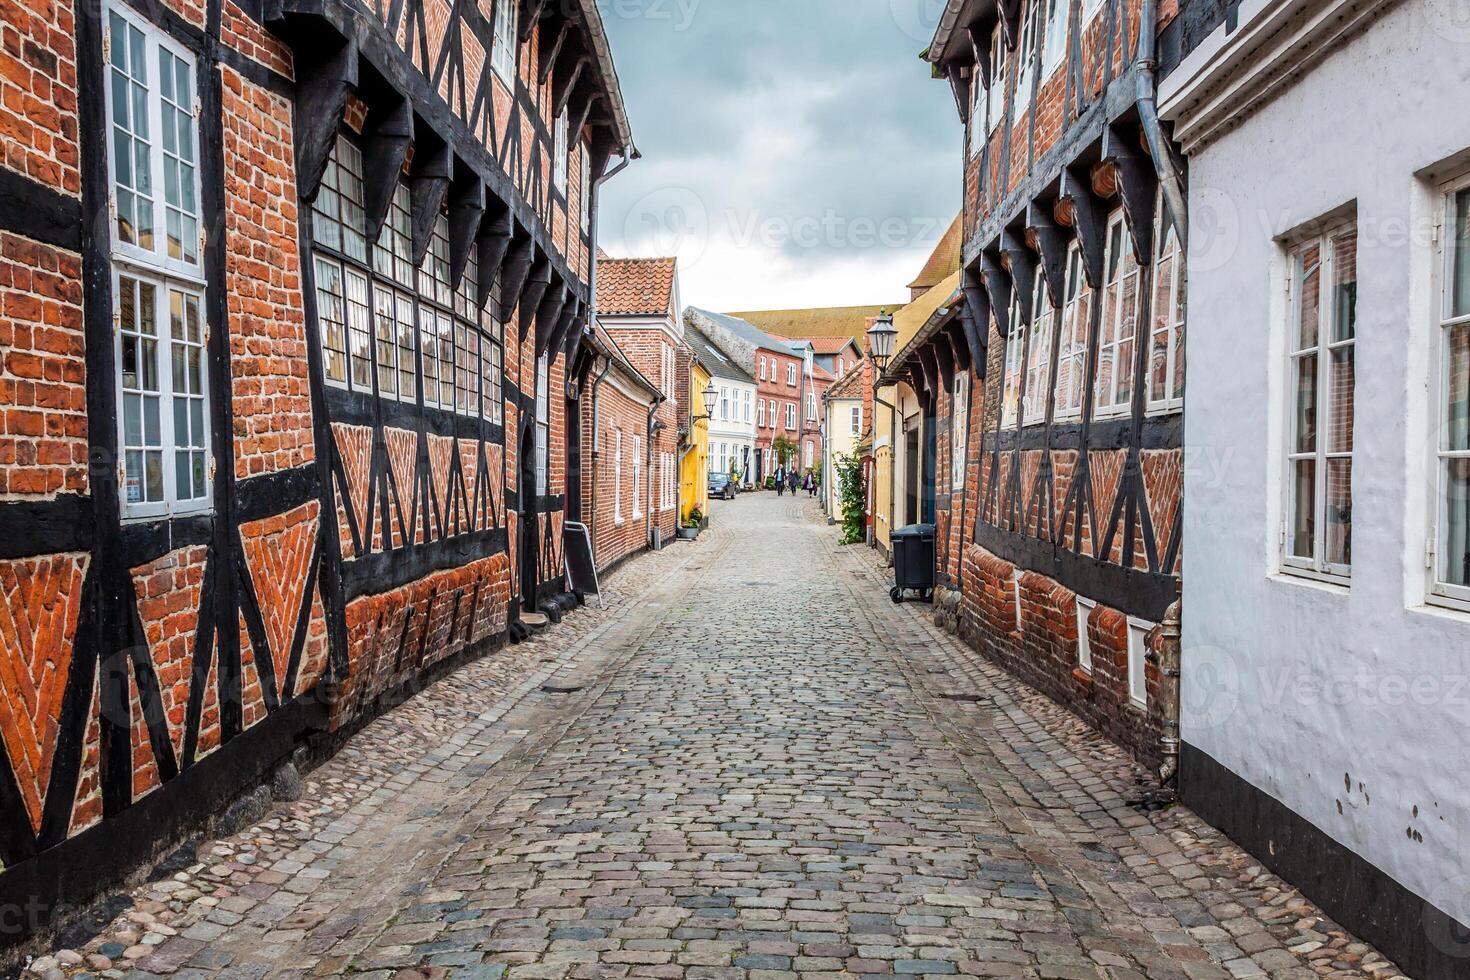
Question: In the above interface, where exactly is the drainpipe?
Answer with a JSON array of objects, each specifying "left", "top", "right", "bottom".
[
  {"left": 587, "top": 355, "right": 613, "bottom": 550},
  {"left": 1136, "top": 0, "right": 1188, "bottom": 249},
  {"left": 1154, "top": 599, "right": 1183, "bottom": 785},
  {"left": 645, "top": 398, "right": 663, "bottom": 547}
]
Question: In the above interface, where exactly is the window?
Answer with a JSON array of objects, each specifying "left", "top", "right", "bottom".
[
  {"left": 1148, "top": 204, "right": 1186, "bottom": 412},
  {"left": 1041, "top": 0, "right": 1070, "bottom": 75},
  {"left": 1054, "top": 243, "right": 1092, "bottom": 421},
  {"left": 491, "top": 0, "right": 517, "bottom": 84},
  {"left": 1284, "top": 222, "right": 1356, "bottom": 580},
  {"left": 455, "top": 319, "right": 480, "bottom": 416},
  {"left": 804, "top": 440, "right": 814, "bottom": 468},
  {"left": 743, "top": 390, "right": 752, "bottom": 422},
  {"left": 552, "top": 109, "right": 568, "bottom": 192},
  {"left": 314, "top": 256, "right": 372, "bottom": 390},
  {"left": 719, "top": 387, "right": 729, "bottom": 421},
  {"left": 769, "top": 399, "right": 777, "bottom": 428},
  {"left": 614, "top": 430, "right": 623, "bottom": 523},
  {"left": 1096, "top": 211, "right": 1141, "bottom": 418},
  {"left": 375, "top": 183, "right": 414, "bottom": 288},
  {"left": 757, "top": 400, "right": 765, "bottom": 427},
  {"left": 1024, "top": 272, "right": 1055, "bottom": 425},
  {"left": 313, "top": 134, "right": 368, "bottom": 264},
  {"left": 1434, "top": 180, "right": 1470, "bottom": 606},
  {"left": 1000, "top": 290, "right": 1026, "bottom": 428},
  {"left": 786, "top": 403, "right": 796, "bottom": 430},
  {"left": 1015, "top": 0, "right": 1038, "bottom": 104},
  {"left": 787, "top": 363, "right": 797, "bottom": 386},
  {"left": 987, "top": 21, "right": 1006, "bottom": 134},
  {"left": 106, "top": 4, "right": 210, "bottom": 518},
  {"left": 1127, "top": 619, "right": 1152, "bottom": 708},
  {"left": 535, "top": 353, "right": 550, "bottom": 495},
  {"left": 807, "top": 393, "right": 817, "bottom": 422},
  {"left": 373, "top": 287, "right": 414, "bottom": 401},
  {"left": 952, "top": 374, "right": 968, "bottom": 490},
  {"left": 760, "top": 356, "right": 767, "bottom": 381},
  {"left": 851, "top": 405, "right": 862, "bottom": 435},
  {"left": 481, "top": 307, "right": 504, "bottom": 423},
  {"left": 1075, "top": 598, "right": 1095, "bottom": 674},
  {"left": 632, "top": 435, "right": 643, "bottom": 517}
]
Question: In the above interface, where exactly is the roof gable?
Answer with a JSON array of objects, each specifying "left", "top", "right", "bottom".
[{"left": 597, "top": 256, "right": 678, "bottom": 317}]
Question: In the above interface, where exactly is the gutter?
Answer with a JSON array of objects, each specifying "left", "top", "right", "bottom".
[
  {"left": 1136, "top": 0, "right": 1189, "bottom": 249},
  {"left": 645, "top": 397, "right": 664, "bottom": 546}
]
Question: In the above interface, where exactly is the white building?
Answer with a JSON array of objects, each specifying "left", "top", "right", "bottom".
[
  {"left": 822, "top": 367, "right": 865, "bottom": 522},
  {"left": 684, "top": 325, "right": 757, "bottom": 488},
  {"left": 1161, "top": 3, "right": 1470, "bottom": 974}
]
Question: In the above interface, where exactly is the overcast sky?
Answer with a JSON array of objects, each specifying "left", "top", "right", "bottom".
[{"left": 596, "top": 0, "right": 961, "bottom": 314}]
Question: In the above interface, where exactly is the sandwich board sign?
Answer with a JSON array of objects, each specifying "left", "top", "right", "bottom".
[{"left": 563, "top": 521, "right": 601, "bottom": 608}]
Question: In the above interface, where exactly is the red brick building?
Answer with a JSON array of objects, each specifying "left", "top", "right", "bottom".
[
  {"left": 904, "top": 0, "right": 1195, "bottom": 771},
  {"left": 577, "top": 325, "right": 661, "bottom": 573},
  {"left": 0, "top": 0, "right": 631, "bottom": 951},
  {"left": 586, "top": 255, "right": 683, "bottom": 561}
]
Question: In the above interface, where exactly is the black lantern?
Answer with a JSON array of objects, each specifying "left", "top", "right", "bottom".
[{"left": 867, "top": 311, "right": 898, "bottom": 369}]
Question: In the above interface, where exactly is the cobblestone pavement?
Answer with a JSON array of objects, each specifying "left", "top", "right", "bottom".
[{"left": 27, "top": 495, "right": 1404, "bottom": 980}]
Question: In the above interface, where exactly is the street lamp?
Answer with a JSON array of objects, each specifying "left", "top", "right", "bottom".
[
  {"left": 867, "top": 310, "right": 898, "bottom": 371},
  {"left": 694, "top": 383, "right": 718, "bottom": 422}
]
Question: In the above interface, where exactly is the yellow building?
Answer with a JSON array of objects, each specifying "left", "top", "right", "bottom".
[{"left": 681, "top": 358, "right": 711, "bottom": 526}]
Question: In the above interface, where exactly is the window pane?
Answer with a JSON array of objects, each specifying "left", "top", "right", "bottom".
[
  {"left": 1296, "top": 244, "right": 1321, "bottom": 351},
  {"left": 1326, "top": 458, "right": 1352, "bottom": 567},
  {"left": 1452, "top": 188, "right": 1470, "bottom": 320},
  {"left": 397, "top": 293, "right": 416, "bottom": 401},
  {"left": 374, "top": 287, "right": 397, "bottom": 397},
  {"left": 438, "top": 312, "right": 455, "bottom": 408},
  {"left": 1294, "top": 354, "right": 1318, "bottom": 453},
  {"left": 1331, "top": 230, "right": 1357, "bottom": 343},
  {"left": 1291, "top": 459, "right": 1316, "bottom": 560},
  {"left": 1448, "top": 322, "right": 1469, "bottom": 453},
  {"left": 1443, "top": 458, "right": 1470, "bottom": 587},
  {"left": 346, "top": 270, "right": 371, "bottom": 390},
  {"left": 419, "top": 306, "right": 438, "bottom": 404},
  {"left": 1329, "top": 347, "right": 1355, "bottom": 454},
  {"left": 314, "top": 256, "right": 348, "bottom": 384}
]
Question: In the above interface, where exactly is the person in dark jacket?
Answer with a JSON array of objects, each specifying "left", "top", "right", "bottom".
[
  {"left": 775, "top": 465, "right": 785, "bottom": 495},
  {"left": 787, "top": 469, "right": 799, "bottom": 494},
  {"left": 804, "top": 470, "right": 816, "bottom": 497}
]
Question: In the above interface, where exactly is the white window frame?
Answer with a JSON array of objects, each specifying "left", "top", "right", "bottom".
[
  {"left": 105, "top": 4, "right": 212, "bottom": 519},
  {"left": 1432, "top": 176, "right": 1470, "bottom": 609},
  {"left": 1041, "top": 0, "right": 1070, "bottom": 76},
  {"left": 614, "top": 430, "right": 623, "bottom": 524},
  {"left": 1000, "top": 291, "right": 1026, "bottom": 429},
  {"left": 719, "top": 387, "right": 729, "bottom": 421},
  {"left": 1084, "top": 0, "right": 1107, "bottom": 20},
  {"left": 743, "top": 390, "right": 752, "bottom": 422},
  {"left": 1147, "top": 202, "right": 1186, "bottom": 414},
  {"left": 804, "top": 440, "right": 814, "bottom": 469},
  {"left": 1075, "top": 597, "right": 1095, "bottom": 674},
  {"left": 1126, "top": 618, "right": 1151, "bottom": 709},
  {"left": 491, "top": 0, "right": 518, "bottom": 85},
  {"left": 952, "top": 373, "right": 968, "bottom": 490},
  {"left": 1024, "top": 271, "right": 1054, "bottom": 425},
  {"left": 785, "top": 403, "right": 796, "bottom": 430},
  {"left": 787, "top": 363, "right": 797, "bottom": 386},
  {"left": 759, "top": 356, "right": 767, "bottom": 381},
  {"left": 632, "top": 435, "right": 643, "bottom": 518},
  {"left": 535, "top": 352, "right": 550, "bottom": 495},
  {"left": 807, "top": 393, "right": 817, "bottom": 422},
  {"left": 1282, "top": 220, "right": 1357, "bottom": 583},
  {"left": 756, "top": 400, "right": 765, "bottom": 428},
  {"left": 851, "top": 405, "right": 862, "bottom": 435},
  {"left": 987, "top": 21, "right": 1007, "bottom": 135},
  {"left": 1095, "top": 210, "right": 1141, "bottom": 419},
  {"left": 769, "top": 399, "right": 777, "bottom": 429},
  {"left": 552, "top": 109, "right": 568, "bottom": 193},
  {"left": 1054, "top": 242, "right": 1091, "bottom": 422},
  {"left": 1014, "top": 0, "right": 1039, "bottom": 107}
]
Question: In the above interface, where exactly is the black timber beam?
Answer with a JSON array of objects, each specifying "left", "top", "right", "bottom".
[
  {"left": 969, "top": 23, "right": 993, "bottom": 88},
  {"left": 447, "top": 170, "right": 485, "bottom": 292},
  {"left": 408, "top": 130, "right": 452, "bottom": 266},
  {"left": 1102, "top": 124, "right": 1157, "bottom": 263},
  {"left": 943, "top": 320, "right": 971, "bottom": 374},
  {"left": 980, "top": 250, "right": 1012, "bottom": 342},
  {"left": 293, "top": 30, "right": 358, "bottom": 205},
  {"left": 518, "top": 255, "right": 553, "bottom": 343},
  {"left": 361, "top": 96, "right": 413, "bottom": 244},
  {"left": 534, "top": 280, "right": 568, "bottom": 359},
  {"left": 518, "top": 0, "right": 550, "bottom": 42},
  {"left": 553, "top": 57, "right": 589, "bottom": 120},
  {"left": 960, "top": 263, "right": 990, "bottom": 374},
  {"left": 538, "top": 17, "right": 571, "bottom": 85},
  {"left": 1059, "top": 165, "right": 1107, "bottom": 289},
  {"left": 1026, "top": 202, "right": 1067, "bottom": 309},
  {"left": 548, "top": 296, "right": 580, "bottom": 364},
  {"left": 996, "top": 0, "right": 1021, "bottom": 51},
  {"left": 931, "top": 328, "right": 956, "bottom": 389},
  {"left": 476, "top": 205, "right": 515, "bottom": 311},
  {"left": 1001, "top": 230, "right": 1037, "bottom": 324},
  {"left": 498, "top": 233, "right": 536, "bottom": 323}
]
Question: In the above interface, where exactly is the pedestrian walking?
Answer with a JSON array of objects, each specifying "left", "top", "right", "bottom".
[
  {"left": 775, "top": 465, "right": 785, "bottom": 496},
  {"left": 787, "top": 469, "right": 799, "bottom": 495},
  {"left": 804, "top": 470, "right": 816, "bottom": 497}
]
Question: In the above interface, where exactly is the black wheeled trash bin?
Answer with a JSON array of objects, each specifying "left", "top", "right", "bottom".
[{"left": 889, "top": 523, "right": 935, "bottom": 603}]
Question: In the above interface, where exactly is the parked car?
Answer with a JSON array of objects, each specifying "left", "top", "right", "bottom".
[{"left": 708, "top": 472, "right": 735, "bottom": 500}]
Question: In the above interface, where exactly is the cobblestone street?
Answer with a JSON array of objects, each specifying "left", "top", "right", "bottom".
[{"left": 33, "top": 497, "right": 1403, "bottom": 980}]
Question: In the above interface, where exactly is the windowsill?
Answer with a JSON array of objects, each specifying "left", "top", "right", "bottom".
[
  {"left": 121, "top": 506, "right": 213, "bottom": 525},
  {"left": 1093, "top": 405, "right": 1131, "bottom": 422},
  {"left": 1419, "top": 593, "right": 1470, "bottom": 619},
  {"left": 1128, "top": 698, "right": 1148, "bottom": 713},
  {"left": 1271, "top": 569, "right": 1352, "bottom": 595},
  {"left": 1145, "top": 402, "right": 1184, "bottom": 417}
]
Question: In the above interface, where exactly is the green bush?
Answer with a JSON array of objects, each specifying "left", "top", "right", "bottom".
[{"left": 836, "top": 452, "right": 865, "bottom": 545}]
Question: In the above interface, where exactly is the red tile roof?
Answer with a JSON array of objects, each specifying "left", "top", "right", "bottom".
[
  {"left": 773, "top": 334, "right": 861, "bottom": 356},
  {"left": 907, "top": 214, "right": 963, "bottom": 291},
  {"left": 597, "top": 256, "right": 677, "bottom": 317}
]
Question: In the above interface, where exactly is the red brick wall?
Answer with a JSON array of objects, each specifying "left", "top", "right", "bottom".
[
  {"left": 581, "top": 375, "right": 657, "bottom": 572},
  {"left": 756, "top": 346, "right": 802, "bottom": 460}
]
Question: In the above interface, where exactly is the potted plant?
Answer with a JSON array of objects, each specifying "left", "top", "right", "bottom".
[{"left": 679, "top": 507, "right": 704, "bottom": 540}]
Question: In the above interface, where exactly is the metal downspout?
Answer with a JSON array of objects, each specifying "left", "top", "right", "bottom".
[
  {"left": 587, "top": 356, "right": 613, "bottom": 552},
  {"left": 645, "top": 398, "right": 663, "bottom": 546},
  {"left": 1155, "top": 600, "right": 1183, "bottom": 785},
  {"left": 1135, "top": 0, "right": 1188, "bottom": 249}
]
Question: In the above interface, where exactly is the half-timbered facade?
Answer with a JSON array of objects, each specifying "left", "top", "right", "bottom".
[
  {"left": 0, "top": 0, "right": 630, "bottom": 952},
  {"left": 915, "top": 0, "right": 1209, "bottom": 769}
]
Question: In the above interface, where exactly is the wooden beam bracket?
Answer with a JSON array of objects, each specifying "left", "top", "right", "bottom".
[
  {"left": 408, "top": 136, "right": 452, "bottom": 266},
  {"left": 447, "top": 173, "right": 485, "bottom": 292},
  {"left": 293, "top": 34, "right": 358, "bottom": 205}
]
